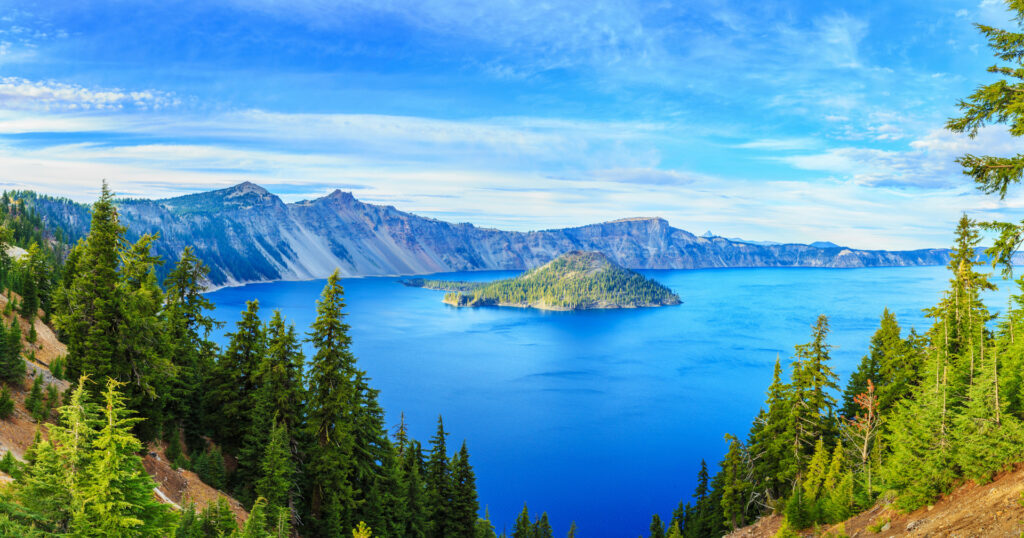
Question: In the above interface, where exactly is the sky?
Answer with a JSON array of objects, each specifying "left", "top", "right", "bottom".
[{"left": 0, "top": 0, "right": 1022, "bottom": 249}]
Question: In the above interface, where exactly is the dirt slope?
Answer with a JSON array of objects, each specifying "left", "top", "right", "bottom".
[{"left": 727, "top": 465, "right": 1024, "bottom": 537}]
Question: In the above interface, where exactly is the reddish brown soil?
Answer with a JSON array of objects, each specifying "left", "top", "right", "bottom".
[{"left": 728, "top": 465, "right": 1024, "bottom": 537}]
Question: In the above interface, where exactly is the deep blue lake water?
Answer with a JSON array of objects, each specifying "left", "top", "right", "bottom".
[{"left": 205, "top": 265, "right": 1014, "bottom": 537}]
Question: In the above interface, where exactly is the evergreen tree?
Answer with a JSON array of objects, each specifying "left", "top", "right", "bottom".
[
  {"left": 398, "top": 437, "right": 428, "bottom": 538},
  {"left": 534, "top": 512, "right": 553, "bottom": 538},
  {"left": 426, "top": 415, "right": 452, "bottom": 538},
  {"left": 720, "top": 434, "right": 749, "bottom": 531},
  {"left": 162, "top": 246, "right": 221, "bottom": 452},
  {"left": 567, "top": 521, "right": 577, "bottom": 538},
  {"left": 18, "top": 242, "right": 43, "bottom": 320},
  {"left": 0, "top": 320, "right": 23, "bottom": 384},
  {"left": 53, "top": 183, "right": 170, "bottom": 443},
  {"left": 210, "top": 300, "right": 266, "bottom": 455},
  {"left": 0, "top": 385, "right": 13, "bottom": 419},
  {"left": 784, "top": 315, "right": 839, "bottom": 482},
  {"left": 256, "top": 417, "right": 296, "bottom": 533},
  {"left": 450, "top": 441, "right": 480, "bottom": 536},
  {"left": 512, "top": 505, "right": 531, "bottom": 538},
  {"left": 198, "top": 497, "right": 238, "bottom": 537},
  {"left": 881, "top": 354, "right": 957, "bottom": 511},
  {"left": 25, "top": 375, "right": 43, "bottom": 421},
  {"left": 747, "top": 356, "right": 792, "bottom": 507},
  {"left": 682, "top": 460, "right": 713, "bottom": 538},
  {"left": 475, "top": 508, "right": 498, "bottom": 538},
  {"left": 303, "top": 271, "right": 359, "bottom": 536},
  {"left": 952, "top": 326, "right": 1024, "bottom": 482},
  {"left": 649, "top": 514, "right": 666, "bottom": 538},
  {"left": 947, "top": 0, "right": 1024, "bottom": 274},
  {"left": 16, "top": 377, "right": 176, "bottom": 535}
]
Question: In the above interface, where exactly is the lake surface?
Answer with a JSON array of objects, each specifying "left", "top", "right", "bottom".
[{"left": 205, "top": 265, "right": 1014, "bottom": 537}]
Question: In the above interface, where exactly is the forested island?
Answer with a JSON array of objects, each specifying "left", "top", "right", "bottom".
[{"left": 405, "top": 251, "right": 681, "bottom": 311}]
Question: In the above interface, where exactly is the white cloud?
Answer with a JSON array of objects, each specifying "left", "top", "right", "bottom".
[
  {"left": 734, "top": 138, "right": 820, "bottom": 151},
  {"left": 0, "top": 77, "right": 178, "bottom": 111}
]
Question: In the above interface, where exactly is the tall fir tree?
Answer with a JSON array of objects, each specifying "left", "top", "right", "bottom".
[
  {"left": 425, "top": 415, "right": 452, "bottom": 538},
  {"left": 303, "top": 271, "right": 359, "bottom": 536},
  {"left": 255, "top": 416, "right": 296, "bottom": 533},
  {"left": 162, "top": 246, "right": 221, "bottom": 451},
  {"left": 52, "top": 183, "right": 170, "bottom": 442},
  {"left": 784, "top": 315, "right": 839, "bottom": 483},
  {"left": 450, "top": 441, "right": 480, "bottom": 537}
]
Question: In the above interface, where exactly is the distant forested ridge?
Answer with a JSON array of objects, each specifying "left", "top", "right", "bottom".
[
  {"left": 24, "top": 183, "right": 950, "bottom": 288},
  {"left": 410, "top": 251, "right": 681, "bottom": 310}
]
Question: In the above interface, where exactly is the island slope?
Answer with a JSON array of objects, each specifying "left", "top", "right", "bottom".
[{"left": 410, "top": 251, "right": 681, "bottom": 311}]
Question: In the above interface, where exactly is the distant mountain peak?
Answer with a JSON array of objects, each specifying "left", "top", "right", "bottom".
[
  {"left": 608, "top": 216, "right": 666, "bottom": 224},
  {"left": 701, "top": 230, "right": 715, "bottom": 238},
  {"left": 226, "top": 181, "right": 270, "bottom": 197},
  {"left": 810, "top": 241, "right": 841, "bottom": 249}
]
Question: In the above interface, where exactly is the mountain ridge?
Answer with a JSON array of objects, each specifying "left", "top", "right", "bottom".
[{"left": 27, "top": 182, "right": 952, "bottom": 287}]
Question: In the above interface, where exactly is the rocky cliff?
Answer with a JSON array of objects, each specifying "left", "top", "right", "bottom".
[{"left": 30, "top": 182, "right": 950, "bottom": 287}]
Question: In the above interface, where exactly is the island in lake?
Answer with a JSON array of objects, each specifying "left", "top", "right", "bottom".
[{"left": 404, "top": 250, "right": 682, "bottom": 311}]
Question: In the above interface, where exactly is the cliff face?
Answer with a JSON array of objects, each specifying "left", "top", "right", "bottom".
[{"left": 31, "top": 182, "right": 950, "bottom": 286}]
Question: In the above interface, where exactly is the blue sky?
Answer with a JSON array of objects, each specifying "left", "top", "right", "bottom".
[{"left": 0, "top": 0, "right": 1021, "bottom": 248}]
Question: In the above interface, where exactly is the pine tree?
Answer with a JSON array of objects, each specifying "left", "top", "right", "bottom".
[
  {"left": 162, "top": 246, "right": 221, "bottom": 452},
  {"left": 947, "top": 1, "right": 1024, "bottom": 274},
  {"left": 720, "top": 434, "right": 749, "bottom": 531},
  {"left": 304, "top": 271, "right": 359, "bottom": 536},
  {"left": 426, "top": 416, "right": 452, "bottom": 538},
  {"left": 0, "top": 319, "right": 23, "bottom": 384},
  {"left": 210, "top": 300, "right": 266, "bottom": 455},
  {"left": 475, "top": 508, "right": 498, "bottom": 538},
  {"left": 18, "top": 242, "right": 42, "bottom": 320},
  {"left": 785, "top": 315, "right": 839, "bottom": 483},
  {"left": 238, "top": 310, "right": 306, "bottom": 507},
  {"left": 801, "top": 438, "right": 828, "bottom": 503},
  {"left": 567, "top": 520, "right": 578, "bottom": 538},
  {"left": 649, "top": 513, "right": 666, "bottom": 538},
  {"left": 534, "top": 512, "right": 553, "bottom": 538},
  {"left": 53, "top": 183, "right": 170, "bottom": 443},
  {"left": 748, "top": 356, "right": 792, "bottom": 507},
  {"left": 0, "top": 385, "right": 13, "bottom": 419},
  {"left": 881, "top": 353, "right": 957, "bottom": 511},
  {"left": 450, "top": 441, "right": 480, "bottom": 537},
  {"left": 682, "top": 460, "right": 712, "bottom": 538},
  {"left": 25, "top": 375, "right": 43, "bottom": 421},
  {"left": 234, "top": 497, "right": 270, "bottom": 538},
  {"left": 199, "top": 496, "right": 238, "bottom": 536},
  {"left": 73, "top": 378, "right": 177, "bottom": 535},
  {"left": 17, "top": 377, "right": 175, "bottom": 535},
  {"left": 952, "top": 326, "right": 1024, "bottom": 482},
  {"left": 43, "top": 383, "right": 58, "bottom": 421},
  {"left": 512, "top": 505, "right": 531, "bottom": 538},
  {"left": 398, "top": 437, "right": 428, "bottom": 538},
  {"left": 841, "top": 309, "right": 914, "bottom": 418},
  {"left": 256, "top": 416, "right": 296, "bottom": 533}
]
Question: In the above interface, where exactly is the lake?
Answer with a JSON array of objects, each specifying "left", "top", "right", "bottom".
[{"left": 205, "top": 265, "right": 1014, "bottom": 537}]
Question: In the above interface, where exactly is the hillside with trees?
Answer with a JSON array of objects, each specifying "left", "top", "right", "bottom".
[
  {"left": 409, "top": 250, "right": 681, "bottom": 310},
  {"left": 643, "top": 4, "right": 1024, "bottom": 536},
  {"left": 0, "top": 183, "right": 573, "bottom": 537}
]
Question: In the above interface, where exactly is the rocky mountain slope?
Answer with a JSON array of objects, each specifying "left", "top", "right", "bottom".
[{"left": 30, "top": 182, "right": 950, "bottom": 287}]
